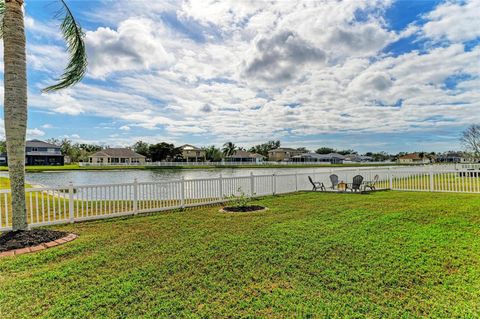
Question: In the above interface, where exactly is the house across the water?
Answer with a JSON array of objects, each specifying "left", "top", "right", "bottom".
[
  {"left": 224, "top": 150, "right": 265, "bottom": 163},
  {"left": 89, "top": 148, "right": 146, "bottom": 165},
  {"left": 0, "top": 139, "right": 64, "bottom": 166},
  {"left": 268, "top": 148, "right": 305, "bottom": 162},
  {"left": 344, "top": 154, "right": 373, "bottom": 162},
  {"left": 436, "top": 152, "right": 470, "bottom": 163},
  {"left": 290, "top": 152, "right": 345, "bottom": 164},
  {"left": 179, "top": 144, "right": 206, "bottom": 162},
  {"left": 397, "top": 153, "right": 431, "bottom": 164}
]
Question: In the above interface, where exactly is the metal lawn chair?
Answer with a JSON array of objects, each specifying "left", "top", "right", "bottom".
[
  {"left": 329, "top": 174, "right": 339, "bottom": 190},
  {"left": 364, "top": 174, "right": 379, "bottom": 191},
  {"left": 347, "top": 175, "right": 364, "bottom": 192},
  {"left": 308, "top": 176, "right": 326, "bottom": 191}
]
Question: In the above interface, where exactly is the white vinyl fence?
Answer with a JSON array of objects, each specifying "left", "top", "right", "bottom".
[{"left": 0, "top": 166, "right": 479, "bottom": 231}]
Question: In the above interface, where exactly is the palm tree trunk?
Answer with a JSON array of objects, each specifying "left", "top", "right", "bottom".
[{"left": 3, "top": 0, "right": 28, "bottom": 230}]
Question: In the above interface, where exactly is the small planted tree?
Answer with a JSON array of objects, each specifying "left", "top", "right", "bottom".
[
  {"left": 1, "top": 0, "right": 87, "bottom": 230},
  {"left": 222, "top": 187, "right": 265, "bottom": 213}
]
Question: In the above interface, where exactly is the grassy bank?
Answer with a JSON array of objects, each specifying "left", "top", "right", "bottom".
[
  {"left": 0, "top": 164, "right": 146, "bottom": 172},
  {"left": 0, "top": 162, "right": 406, "bottom": 172},
  {"left": 1, "top": 191, "right": 479, "bottom": 318},
  {"left": 0, "top": 177, "right": 33, "bottom": 190}
]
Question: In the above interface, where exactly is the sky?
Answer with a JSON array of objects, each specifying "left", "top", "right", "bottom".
[{"left": 0, "top": 0, "right": 479, "bottom": 153}]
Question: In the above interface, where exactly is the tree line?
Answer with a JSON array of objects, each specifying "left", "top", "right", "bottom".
[
  {"left": 2, "top": 123, "right": 478, "bottom": 164},
  {"left": 132, "top": 141, "right": 183, "bottom": 162}
]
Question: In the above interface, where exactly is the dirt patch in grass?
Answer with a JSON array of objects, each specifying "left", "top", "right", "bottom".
[
  {"left": 222, "top": 205, "right": 266, "bottom": 212},
  {"left": 0, "top": 229, "right": 68, "bottom": 252}
]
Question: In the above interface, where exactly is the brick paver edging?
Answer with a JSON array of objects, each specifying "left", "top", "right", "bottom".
[{"left": 0, "top": 233, "right": 78, "bottom": 258}]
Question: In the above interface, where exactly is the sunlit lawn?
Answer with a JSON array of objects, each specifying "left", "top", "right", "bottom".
[
  {"left": 0, "top": 191, "right": 480, "bottom": 318},
  {"left": 392, "top": 173, "right": 480, "bottom": 192},
  {"left": 0, "top": 177, "right": 33, "bottom": 190},
  {"left": 0, "top": 177, "right": 10, "bottom": 190}
]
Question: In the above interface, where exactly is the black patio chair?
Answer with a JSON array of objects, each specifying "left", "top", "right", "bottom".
[
  {"left": 364, "top": 174, "right": 379, "bottom": 191},
  {"left": 347, "top": 175, "right": 364, "bottom": 192},
  {"left": 329, "top": 174, "right": 339, "bottom": 190},
  {"left": 308, "top": 176, "right": 326, "bottom": 191}
]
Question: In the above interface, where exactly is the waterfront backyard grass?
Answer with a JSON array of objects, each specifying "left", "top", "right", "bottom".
[
  {"left": 1, "top": 191, "right": 480, "bottom": 318},
  {"left": 0, "top": 177, "right": 32, "bottom": 190}
]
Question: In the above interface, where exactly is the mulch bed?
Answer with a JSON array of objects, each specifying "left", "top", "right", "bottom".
[
  {"left": 222, "top": 205, "right": 266, "bottom": 212},
  {"left": 0, "top": 229, "right": 69, "bottom": 253}
]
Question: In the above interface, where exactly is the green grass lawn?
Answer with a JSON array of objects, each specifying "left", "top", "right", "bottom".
[
  {"left": 1, "top": 191, "right": 480, "bottom": 318},
  {"left": 391, "top": 173, "right": 480, "bottom": 193},
  {"left": 0, "top": 177, "right": 10, "bottom": 190},
  {"left": 0, "top": 177, "right": 33, "bottom": 190}
]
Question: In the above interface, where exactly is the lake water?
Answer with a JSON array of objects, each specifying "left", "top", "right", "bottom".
[{"left": 0, "top": 167, "right": 351, "bottom": 188}]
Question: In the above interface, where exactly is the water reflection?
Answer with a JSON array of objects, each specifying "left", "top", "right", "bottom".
[{"left": 0, "top": 167, "right": 339, "bottom": 187}]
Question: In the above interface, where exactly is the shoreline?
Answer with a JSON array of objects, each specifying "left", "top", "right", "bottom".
[{"left": 0, "top": 163, "right": 411, "bottom": 173}]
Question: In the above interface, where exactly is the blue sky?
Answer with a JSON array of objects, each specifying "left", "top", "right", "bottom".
[{"left": 1, "top": 0, "right": 479, "bottom": 153}]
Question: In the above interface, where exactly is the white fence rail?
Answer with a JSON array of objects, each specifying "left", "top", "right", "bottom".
[{"left": 1, "top": 167, "right": 479, "bottom": 231}]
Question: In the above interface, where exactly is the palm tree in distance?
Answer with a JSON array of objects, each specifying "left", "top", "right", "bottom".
[
  {"left": 1, "top": 0, "right": 87, "bottom": 230},
  {"left": 222, "top": 142, "right": 237, "bottom": 157}
]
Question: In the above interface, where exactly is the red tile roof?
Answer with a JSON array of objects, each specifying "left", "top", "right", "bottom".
[{"left": 399, "top": 153, "right": 422, "bottom": 160}]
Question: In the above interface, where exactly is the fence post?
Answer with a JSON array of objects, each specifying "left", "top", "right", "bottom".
[
  {"left": 219, "top": 174, "right": 223, "bottom": 201},
  {"left": 429, "top": 167, "right": 434, "bottom": 192},
  {"left": 295, "top": 171, "right": 298, "bottom": 192},
  {"left": 272, "top": 174, "right": 276, "bottom": 195},
  {"left": 181, "top": 176, "right": 185, "bottom": 208},
  {"left": 68, "top": 182, "right": 74, "bottom": 223},
  {"left": 250, "top": 172, "right": 255, "bottom": 197},
  {"left": 388, "top": 167, "right": 393, "bottom": 189},
  {"left": 133, "top": 178, "right": 138, "bottom": 215}
]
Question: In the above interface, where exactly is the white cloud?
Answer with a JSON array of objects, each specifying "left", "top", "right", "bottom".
[
  {"left": 422, "top": 0, "right": 480, "bottom": 42},
  {"left": 27, "top": 128, "right": 45, "bottom": 138},
  {"left": 325, "top": 22, "right": 396, "bottom": 56},
  {"left": 20, "top": 0, "right": 480, "bottom": 150},
  {"left": 85, "top": 18, "right": 175, "bottom": 78},
  {"left": 0, "top": 123, "right": 45, "bottom": 140},
  {"left": 33, "top": 91, "right": 85, "bottom": 115},
  {"left": 27, "top": 44, "right": 67, "bottom": 75},
  {"left": 59, "top": 134, "right": 81, "bottom": 141},
  {"left": 242, "top": 30, "right": 326, "bottom": 83},
  {"left": 24, "top": 15, "right": 62, "bottom": 40}
]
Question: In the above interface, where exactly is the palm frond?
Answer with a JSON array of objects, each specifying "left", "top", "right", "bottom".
[
  {"left": 0, "top": 0, "right": 5, "bottom": 39},
  {"left": 43, "top": 0, "right": 87, "bottom": 92}
]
